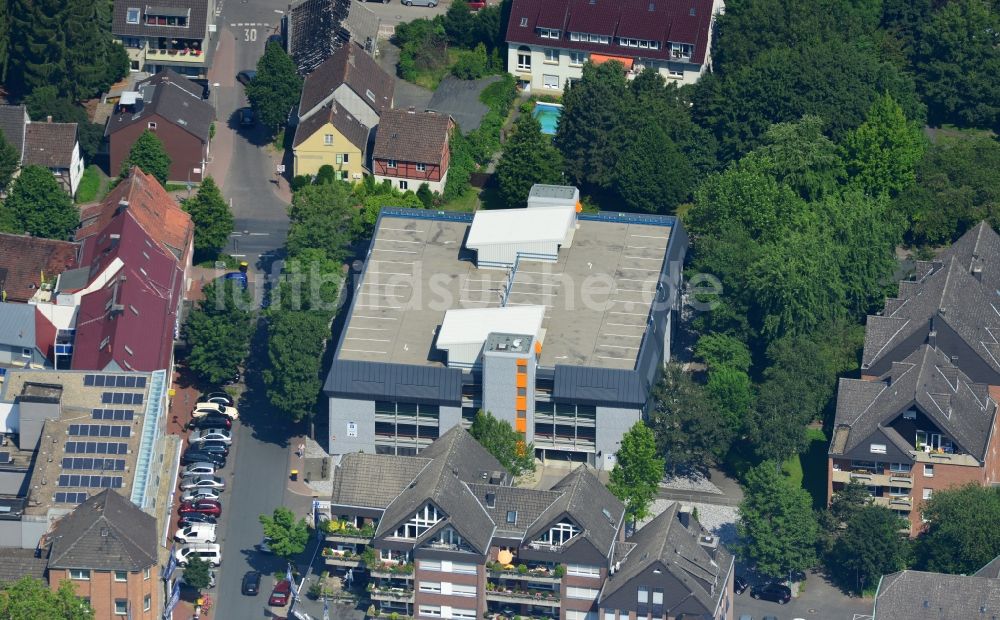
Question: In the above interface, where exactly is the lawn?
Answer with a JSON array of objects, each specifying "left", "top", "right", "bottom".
[
  {"left": 75, "top": 165, "right": 108, "bottom": 204},
  {"left": 794, "top": 427, "right": 830, "bottom": 509},
  {"left": 442, "top": 186, "right": 481, "bottom": 212},
  {"left": 408, "top": 49, "right": 462, "bottom": 91}
]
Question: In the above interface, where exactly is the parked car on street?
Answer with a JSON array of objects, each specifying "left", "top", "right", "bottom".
[
  {"left": 180, "top": 475, "right": 226, "bottom": 491},
  {"left": 174, "top": 523, "right": 218, "bottom": 544},
  {"left": 269, "top": 579, "right": 291, "bottom": 606},
  {"left": 182, "top": 462, "right": 217, "bottom": 477},
  {"left": 188, "top": 414, "right": 232, "bottom": 430},
  {"left": 242, "top": 571, "right": 262, "bottom": 596},
  {"left": 197, "top": 441, "right": 230, "bottom": 457},
  {"left": 750, "top": 583, "right": 792, "bottom": 604},
  {"left": 192, "top": 403, "right": 239, "bottom": 420},
  {"left": 175, "top": 543, "right": 222, "bottom": 567},
  {"left": 180, "top": 487, "right": 222, "bottom": 503},
  {"left": 402, "top": 0, "right": 437, "bottom": 6},
  {"left": 236, "top": 70, "right": 256, "bottom": 86},
  {"left": 239, "top": 107, "right": 255, "bottom": 126},
  {"left": 735, "top": 575, "right": 749, "bottom": 595},
  {"left": 467, "top": 0, "right": 486, "bottom": 8},
  {"left": 178, "top": 499, "right": 222, "bottom": 517},
  {"left": 182, "top": 449, "right": 226, "bottom": 468},
  {"left": 190, "top": 428, "right": 233, "bottom": 445},
  {"left": 203, "top": 392, "right": 234, "bottom": 407},
  {"left": 178, "top": 512, "right": 217, "bottom": 528}
]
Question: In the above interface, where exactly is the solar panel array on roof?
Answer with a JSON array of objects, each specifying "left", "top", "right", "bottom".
[
  {"left": 92, "top": 409, "right": 135, "bottom": 421},
  {"left": 84, "top": 374, "right": 147, "bottom": 388},
  {"left": 57, "top": 475, "right": 123, "bottom": 488},
  {"left": 65, "top": 442, "right": 128, "bottom": 455},
  {"left": 69, "top": 425, "right": 132, "bottom": 438},
  {"left": 101, "top": 392, "right": 143, "bottom": 405},
  {"left": 54, "top": 492, "right": 87, "bottom": 504},
  {"left": 61, "top": 458, "right": 126, "bottom": 471}
]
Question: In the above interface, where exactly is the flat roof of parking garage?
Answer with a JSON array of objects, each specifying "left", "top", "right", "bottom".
[{"left": 335, "top": 210, "right": 674, "bottom": 371}]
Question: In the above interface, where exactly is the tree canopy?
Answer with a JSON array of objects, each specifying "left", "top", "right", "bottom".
[
  {"left": 0, "top": 131, "right": 19, "bottom": 194},
  {"left": 608, "top": 422, "right": 664, "bottom": 523},
  {"left": 184, "top": 279, "right": 254, "bottom": 387},
  {"left": 182, "top": 556, "right": 212, "bottom": 590},
  {"left": 916, "top": 484, "right": 1000, "bottom": 575},
  {"left": 0, "top": 576, "right": 93, "bottom": 620},
  {"left": 246, "top": 42, "right": 302, "bottom": 133},
  {"left": 830, "top": 505, "right": 910, "bottom": 594},
  {"left": 469, "top": 411, "right": 536, "bottom": 478},
  {"left": 3, "top": 165, "right": 79, "bottom": 239},
  {"left": 259, "top": 506, "right": 310, "bottom": 559},
  {"left": 122, "top": 131, "right": 171, "bottom": 185},
  {"left": 183, "top": 177, "right": 235, "bottom": 262},
  {"left": 843, "top": 93, "right": 926, "bottom": 197},
  {"left": 286, "top": 182, "right": 361, "bottom": 263},
  {"left": 495, "top": 113, "right": 563, "bottom": 209}
]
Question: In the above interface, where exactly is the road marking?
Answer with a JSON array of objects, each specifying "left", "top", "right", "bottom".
[
  {"left": 353, "top": 315, "right": 397, "bottom": 320},
  {"left": 340, "top": 348, "right": 386, "bottom": 354}
]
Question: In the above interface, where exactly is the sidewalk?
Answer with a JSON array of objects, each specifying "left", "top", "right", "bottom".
[{"left": 206, "top": 28, "right": 236, "bottom": 190}]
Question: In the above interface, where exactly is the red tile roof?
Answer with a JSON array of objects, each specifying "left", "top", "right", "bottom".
[
  {"left": 372, "top": 110, "right": 452, "bottom": 166},
  {"left": 77, "top": 167, "right": 193, "bottom": 266},
  {"left": 506, "top": 0, "right": 715, "bottom": 65},
  {"left": 72, "top": 211, "right": 183, "bottom": 372},
  {"left": 0, "top": 233, "right": 80, "bottom": 303}
]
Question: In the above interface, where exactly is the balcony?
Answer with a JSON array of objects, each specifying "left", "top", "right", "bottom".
[
  {"left": 873, "top": 496, "right": 913, "bottom": 510},
  {"left": 832, "top": 469, "right": 914, "bottom": 488},
  {"left": 485, "top": 588, "right": 560, "bottom": 607},
  {"left": 368, "top": 584, "right": 414, "bottom": 603},
  {"left": 323, "top": 521, "right": 375, "bottom": 543},
  {"left": 487, "top": 563, "right": 562, "bottom": 584},
  {"left": 145, "top": 47, "right": 206, "bottom": 64},
  {"left": 322, "top": 548, "right": 363, "bottom": 568},
  {"left": 369, "top": 562, "right": 414, "bottom": 579}
]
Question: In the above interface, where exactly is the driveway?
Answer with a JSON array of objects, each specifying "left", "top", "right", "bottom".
[
  {"left": 428, "top": 75, "right": 500, "bottom": 132},
  {"left": 735, "top": 570, "right": 874, "bottom": 620},
  {"left": 376, "top": 41, "right": 433, "bottom": 111}
]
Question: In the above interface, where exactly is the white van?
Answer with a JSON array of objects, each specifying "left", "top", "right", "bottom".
[
  {"left": 174, "top": 523, "right": 217, "bottom": 544},
  {"left": 174, "top": 543, "right": 222, "bottom": 567}
]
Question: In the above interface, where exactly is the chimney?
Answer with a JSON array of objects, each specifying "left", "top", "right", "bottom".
[
  {"left": 884, "top": 375, "right": 892, "bottom": 387},
  {"left": 46, "top": 115, "right": 52, "bottom": 123},
  {"left": 407, "top": 106, "right": 415, "bottom": 114},
  {"left": 678, "top": 505, "right": 692, "bottom": 529}
]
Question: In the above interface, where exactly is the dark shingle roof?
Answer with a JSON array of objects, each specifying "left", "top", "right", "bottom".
[
  {"left": 106, "top": 70, "right": 213, "bottom": 142},
  {"left": 863, "top": 255, "right": 1000, "bottom": 379},
  {"left": 523, "top": 465, "right": 624, "bottom": 558},
  {"left": 298, "top": 42, "right": 394, "bottom": 121},
  {"left": 0, "top": 233, "right": 80, "bottom": 302},
  {"left": 467, "top": 483, "right": 562, "bottom": 538},
  {"left": 415, "top": 425, "right": 506, "bottom": 484},
  {"left": 0, "top": 548, "right": 48, "bottom": 584},
  {"left": 23, "top": 122, "right": 78, "bottom": 169},
  {"left": 48, "top": 490, "right": 157, "bottom": 572},
  {"left": 601, "top": 504, "right": 733, "bottom": 614},
  {"left": 831, "top": 345, "right": 996, "bottom": 459},
  {"left": 331, "top": 452, "right": 431, "bottom": 509},
  {"left": 976, "top": 555, "right": 1000, "bottom": 579},
  {"left": 292, "top": 100, "right": 371, "bottom": 152},
  {"left": 0, "top": 105, "right": 27, "bottom": 160},
  {"left": 874, "top": 570, "right": 1000, "bottom": 619},
  {"left": 372, "top": 109, "right": 451, "bottom": 165},
  {"left": 939, "top": 221, "right": 1000, "bottom": 296},
  {"left": 324, "top": 359, "right": 463, "bottom": 405},
  {"left": 112, "top": 0, "right": 209, "bottom": 39}
]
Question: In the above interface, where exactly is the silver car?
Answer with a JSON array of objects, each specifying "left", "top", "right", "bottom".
[
  {"left": 182, "top": 462, "right": 217, "bottom": 477},
  {"left": 402, "top": 0, "right": 437, "bottom": 6},
  {"left": 180, "top": 487, "right": 222, "bottom": 503},
  {"left": 180, "top": 475, "right": 226, "bottom": 491},
  {"left": 190, "top": 428, "right": 233, "bottom": 445}
]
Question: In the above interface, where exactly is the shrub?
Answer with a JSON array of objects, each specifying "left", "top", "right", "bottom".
[{"left": 451, "top": 43, "right": 489, "bottom": 80}]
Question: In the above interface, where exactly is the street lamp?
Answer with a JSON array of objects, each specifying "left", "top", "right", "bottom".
[{"left": 212, "top": 82, "right": 220, "bottom": 110}]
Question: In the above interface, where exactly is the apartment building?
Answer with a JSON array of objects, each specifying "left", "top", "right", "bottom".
[
  {"left": 324, "top": 185, "right": 687, "bottom": 470},
  {"left": 829, "top": 222, "right": 1000, "bottom": 534},
  {"left": 505, "top": 0, "right": 722, "bottom": 93},
  {"left": 112, "top": 0, "right": 214, "bottom": 77},
  {"left": 324, "top": 427, "right": 734, "bottom": 620}
]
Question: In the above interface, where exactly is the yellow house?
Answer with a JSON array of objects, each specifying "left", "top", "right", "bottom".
[{"left": 292, "top": 100, "right": 372, "bottom": 180}]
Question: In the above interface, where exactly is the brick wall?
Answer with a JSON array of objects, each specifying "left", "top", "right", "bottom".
[{"left": 50, "top": 565, "right": 159, "bottom": 620}]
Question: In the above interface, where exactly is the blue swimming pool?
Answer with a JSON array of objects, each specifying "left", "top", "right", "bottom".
[{"left": 532, "top": 102, "right": 563, "bottom": 135}]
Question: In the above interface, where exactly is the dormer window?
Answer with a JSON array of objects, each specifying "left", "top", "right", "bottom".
[
  {"left": 126, "top": 8, "right": 141, "bottom": 24},
  {"left": 393, "top": 503, "right": 442, "bottom": 539},
  {"left": 520, "top": 17, "right": 528, "bottom": 27},
  {"left": 538, "top": 28, "right": 560, "bottom": 39},
  {"left": 536, "top": 518, "right": 579, "bottom": 546},
  {"left": 570, "top": 32, "right": 610, "bottom": 45},
  {"left": 670, "top": 42, "right": 694, "bottom": 59}
]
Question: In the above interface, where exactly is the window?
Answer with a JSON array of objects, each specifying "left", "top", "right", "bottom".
[
  {"left": 605, "top": 613, "right": 615, "bottom": 620},
  {"left": 144, "top": 567, "right": 151, "bottom": 580},
  {"left": 114, "top": 570, "right": 127, "bottom": 582},
  {"left": 567, "top": 564, "right": 601, "bottom": 577},
  {"left": 394, "top": 503, "right": 442, "bottom": 538},
  {"left": 387, "top": 160, "right": 397, "bottom": 169},
  {"left": 341, "top": 170, "right": 350, "bottom": 180},
  {"left": 342, "top": 153, "right": 350, "bottom": 163},
  {"left": 452, "top": 583, "right": 477, "bottom": 597},
  {"left": 126, "top": 8, "right": 141, "bottom": 24},
  {"left": 889, "top": 486, "right": 909, "bottom": 497},
  {"left": 870, "top": 443, "right": 887, "bottom": 454},
  {"left": 420, "top": 560, "right": 442, "bottom": 571},
  {"left": 452, "top": 610, "right": 476, "bottom": 620},
  {"left": 670, "top": 42, "right": 694, "bottom": 58},
  {"left": 324, "top": 134, "right": 333, "bottom": 145},
  {"left": 21, "top": 347, "right": 31, "bottom": 358},
  {"left": 147, "top": 122, "right": 156, "bottom": 130},
  {"left": 70, "top": 569, "right": 91, "bottom": 580},
  {"left": 924, "top": 464, "right": 934, "bottom": 477},
  {"left": 923, "top": 488, "right": 933, "bottom": 500},
  {"left": 114, "top": 600, "right": 127, "bottom": 615},
  {"left": 144, "top": 594, "right": 151, "bottom": 611},
  {"left": 520, "top": 17, "right": 528, "bottom": 27},
  {"left": 567, "top": 586, "right": 600, "bottom": 600},
  {"left": 537, "top": 519, "right": 579, "bottom": 545},
  {"left": 543, "top": 74, "right": 559, "bottom": 89},
  {"left": 638, "top": 586, "right": 649, "bottom": 603},
  {"left": 420, "top": 606, "right": 442, "bottom": 618},
  {"left": 668, "top": 65, "right": 684, "bottom": 78},
  {"left": 419, "top": 582, "right": 442, "bottom": 593},
  {"left": 517, "top": 46, "right": 531, "bottom": 71},
  {"left": 544, "top": 49, "right": 559, "bottom": 63},
  {"left": 569, "top": 51, "right": 586, "bottom": 66},
  {"left": 415, "top": 163, "right": 426, "bottom": 172},
  {"left": 507, "top": 510, "right": 517, "bottom": 524},
  {"left": 652, "top": 589, "right": 664, "bottom": 605},
  {"left": 539, "top": 28, "right": 560, "bottom": 39},
  {"left": 452, "top": 562, "right": 477, "bottom": 574},
  {"left": 335, "top": 153, "right": 343, "bottom": 164},
  {"left": 890, "top": 463, "right": 912, "bottom": 472},
  {"left": 399, "top": 180, "right": 409, "bottom": 190}
]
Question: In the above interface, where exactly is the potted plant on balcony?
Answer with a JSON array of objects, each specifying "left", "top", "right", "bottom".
[
  {"left": 180, "top": 48, "right": 188, "bottom": 55},
  {"left": 553, "top": 565, "right": 565, "bottom": 578}
]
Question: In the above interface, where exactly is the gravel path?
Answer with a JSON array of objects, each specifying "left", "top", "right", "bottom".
[
  {"left": 641, "top": 498, "right": 740, "bottom": 545},
  {"left": 660, "top": 471, "right": 724, "bottom": 494}
]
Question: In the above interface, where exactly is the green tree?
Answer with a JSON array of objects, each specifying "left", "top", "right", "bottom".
[
  {"left": 0, "top": 131, "right": 19, "bottom": 194},
  {"left": 4, "top": 166, "right": 78, "bottom": 239},
  {"left": 914, "top": 0, "right": 1000, "bottom": 129},
  {"left": 844, "top": 94, "right": 926, "bottom": 197},
  {"left": 738, "top": 116, "right": 846, "bottom": 201},
  {"left": 263, "top": 310, "right": 330, "bottom": 420},
  {"left": 184, "top": 280, "right": 253, "bottom": 386},
  {"left": 608, "top": 422, "right": 664, "bottom": 523},
  {"left": 182, "top": 556, "right": 212, "bottom": 590},
  {"left": 314, "top": 165, "right": 337, "bottom": 185},
  {"left": 443, "top": 1, "right": 475, "bottom": 47},
  {"left": 830, "top": 505, "right": 910, "bottom": 594},
  {"left": 62, "top": 0, "right": 128, "bottom": 101},
  {"left": 451, "top": 43, "right": 489, "bottom": 80},
  {"left": 24, "top": 87, "right": 105, "bottom": 162},
  {"left": 694, "top": 333, "right": 751, "bottom": 373},
  {"left": 495, "top": 113, "right": 563, "bottom": 208},
  {"left": 122, "top": 130, "right": 171, "bottom": 185},
  {"left": 286, "top": 182, "right": 361, "bottom": 263},
  {"left": 613, "top": 121, "right": 693, "bottom": 213},
  {"left": 829, "top": 480, "right": 874, "bottom": 524},
  {"left": 246, "top": 42, "right": 303, "bottom": 133},
  {"left": 705, "top": 367, "right": 753, "bottom": 437},
  {"left": 469, "top": 411, "right": 535, "bottom": 477},
  {"left": 554, "top": 61, "right": 630, "bottom": 188},
  {"left": 416, "top": 183, "right": 434, "bottom": 208},
  {"left": 272, "top": 248, "right": 341, "bottom": 313},
  {"left": 0, "top": 576, "right": 94, "bottom": 620},
  {"left": 648, "top": 364, "right": 733, "bottom": 474},
  {"left": 182, "top": 177, "right": 235, "bottom": 262},
  {"left": 7, "top": 0, "right": 67, "bottom": 100},
  {"left": 738, "top": 462, "right": 818, "bottom": 578},
  {"left": 259, "top": 507, "right": 310, "bottom": 559},
  {"left": 916, "top": 484, "right": 1000, "bottom": 575}
]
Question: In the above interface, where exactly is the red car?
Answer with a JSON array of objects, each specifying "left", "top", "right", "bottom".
[
  {"left": 269, "top": 579, "right": 292, "bottom": 606},
  {"left": 467, "top": 0, "right": 486, "bottom": 8},
  {"left": 178, "top": 499, "right": 222, "bottom": 517}
]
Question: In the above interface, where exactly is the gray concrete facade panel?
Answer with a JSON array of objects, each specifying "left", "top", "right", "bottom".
[
  {"left": 596, "top": 406, "right": 642, "bottom": 470},
  {"left": 329, "top": 397, "right": 376, "bottom": 454}
]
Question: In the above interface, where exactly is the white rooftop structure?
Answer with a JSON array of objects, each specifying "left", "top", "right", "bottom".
[
  {"left": 437, "top": 306, "right": 546, "bottom": 368},
  {"left": 527, "top": 184, "right": 580, "bottom": 209},
  {"left": 120, "top": 91, "right": 140, "bottom": 106},
  {"left": 466, "top": 206, "right": 577, "bottom": 268}
]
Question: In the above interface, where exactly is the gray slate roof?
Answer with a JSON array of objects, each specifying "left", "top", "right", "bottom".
[
  {"left": 331, "top": 452, "right": 430, "bottom": 509},
  {"left": 415, "top": 424, "right": 506, "bottom": 484},
  {"left": 0, "top": 548, "right": 48, "bottom": 584},
  {"left": 874, "top": 570, "right": 1000, "bottom": 619},
  {"left": 299, "top": 42, "right": 394, "bottom": 121},
  {"left": 324, "top": 359, "right": 463, "bottom": 405},
  {"left": 601, "top": 504, "right": 732, "bottom": 614},
  {"left": 0, "top": 303, "right": 36, "bottom": 350},
  {"left": 48, "top": 489, "right": 157, "bottom": 571},
  {"left": 0, "top": 105, "right": 27, "bottom": 161},
  {"left": 939, "top": 221, "right": 1000, "bottom": 296},
  {"left": 112, "top": 0, "right": 209, "bottom": 39},
  {"left": 523, "top": 465, "right": 624, "bottom": 558},
  {"left": 831, "top": 345, "right": 996, "bottom": 459},
  {"left": 23, "top": 122, "right": 78, "bottom": 169},
  {"left": 467, "top": 483, "right": 561, "bottom": 539},
  {"left": 372, "top": 109, "right": 451, "bottom": 165},
  {"left": 106, "top": 69, "right": 213, "bottom": 142},
  {"left": 977, "top": 555, "right": 1000, "bottom": 579},
  {"left": 863, "top": 255, "right": 1000, "bottom": 377}
]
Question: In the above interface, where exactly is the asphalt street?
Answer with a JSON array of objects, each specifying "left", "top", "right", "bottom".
[{"left": 734, "top": 571, "right": 874, "bottom": 620}]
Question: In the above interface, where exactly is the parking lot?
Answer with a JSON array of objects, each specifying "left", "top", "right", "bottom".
[{"left": 734, "top": 570, "right": 873, "bottom": 620}]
